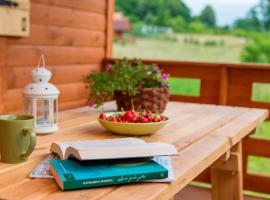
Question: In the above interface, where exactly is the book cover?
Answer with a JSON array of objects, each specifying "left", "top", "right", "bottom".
[{"left": 50, "top": 158, "right": 168, "bottom": 190}]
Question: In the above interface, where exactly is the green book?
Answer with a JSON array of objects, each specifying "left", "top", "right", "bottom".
[{"left": 50, "top": 158, "right": 168, "bottom": 190}]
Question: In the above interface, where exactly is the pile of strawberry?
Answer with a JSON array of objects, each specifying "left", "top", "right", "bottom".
[{"left": 99, "top": 110, "right": 168, "bottom": 123}]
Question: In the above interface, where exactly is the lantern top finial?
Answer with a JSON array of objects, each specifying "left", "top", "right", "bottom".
[
  {"left": 31, "top": 54, "right": 52, "bottom": 83},
  {"left": 22, "top": 54, "right": 60, "bottom": 97}
]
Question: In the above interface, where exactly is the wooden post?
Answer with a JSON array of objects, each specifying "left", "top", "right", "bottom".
[
  {"left": 105, "top": 0, "right": 115, "bottom": 58},
  {"left": 211, "top": 142, "right": 243, "bottom": 200},
  {"left": 219, "top": 65, "right": 228, "bottom": 105}
]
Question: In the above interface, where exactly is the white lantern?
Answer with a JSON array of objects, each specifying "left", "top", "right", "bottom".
[{"left": 22, "top": 55, "right": 60, "bottom": 134}]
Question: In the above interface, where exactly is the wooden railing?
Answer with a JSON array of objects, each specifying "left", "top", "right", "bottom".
[{"left": 105, "top": 58, "right": 270, "bottom": 194}]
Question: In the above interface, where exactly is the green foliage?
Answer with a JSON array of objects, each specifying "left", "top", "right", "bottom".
[
  {"left": 167, "top": 16, "right": 187, "bottom": 32},
  {"left": 115, "top": 0, "right": 191, "bottom": 28},
  {"left": 199, "top": 5, "right": 216, "bottom": 28},
  {"left": 189, "top": 21, "right": 206, "bottom": 33},
  {"left": 85, "top": 58, "right": 169, "bottom": 107},
  {"left": 241, "top": 34, "right": 270, "bottom": 63}
]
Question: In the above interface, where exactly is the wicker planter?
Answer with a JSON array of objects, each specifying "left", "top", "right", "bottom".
[{"left": 114, "top": 87, "right": 170, "bottom": 113}]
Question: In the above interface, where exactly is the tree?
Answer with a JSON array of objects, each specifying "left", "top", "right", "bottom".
[
  {"left": 115, "top": 0, "right": 191, "bottom": 26},
  {"left": 241, "top": 35, "right": 270, "bottom": 63},
  {"left": 233, "top": 0, "right": 270, "bottom": 31},
  {"left": 199, "top": 5, "right": 216, "bottom": 28},
  {"left": 167, "top": 16, "right": 187, "bottom": 32},
  {"left": 189, "top": 21, "right": 206, "bottom": 33}
]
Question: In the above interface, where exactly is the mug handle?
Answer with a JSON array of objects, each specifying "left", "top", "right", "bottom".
[{"left": 21, "top": 128, "right": 36, "bottom": 159}]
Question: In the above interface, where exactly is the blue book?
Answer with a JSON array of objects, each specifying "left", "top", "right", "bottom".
[{"left": 50, "top": 158, "right": 168, "bottom": 190}]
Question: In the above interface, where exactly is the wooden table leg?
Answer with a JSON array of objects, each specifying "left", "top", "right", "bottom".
[{"left": 211, "top": 142, "right": 243, "bottom": 200}]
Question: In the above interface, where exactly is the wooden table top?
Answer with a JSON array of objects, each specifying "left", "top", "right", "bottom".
[{"left": 0, "top": 101, "right": 268, "bottom": 200}]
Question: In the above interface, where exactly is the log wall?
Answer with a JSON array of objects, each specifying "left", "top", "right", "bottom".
[{"left": 0, "top": 0, "right": 114, "bottom": 113}]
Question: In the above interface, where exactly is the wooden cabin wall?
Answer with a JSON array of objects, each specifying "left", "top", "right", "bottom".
[{"left": 0, "top": 0, "right": 114, "bottom": 113}]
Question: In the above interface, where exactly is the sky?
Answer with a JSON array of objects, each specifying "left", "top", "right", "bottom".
[{"left": 182, "top": 0, "right": 259, "bottom": 26}]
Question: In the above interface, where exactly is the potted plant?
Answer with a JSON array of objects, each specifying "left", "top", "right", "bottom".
[{"left": 85, "top": 58, "right": 170, "bottom": 113}]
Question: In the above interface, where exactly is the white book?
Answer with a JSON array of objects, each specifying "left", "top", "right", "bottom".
[{"left": 50, "top": 138, "right": 178, "bottom": 160}]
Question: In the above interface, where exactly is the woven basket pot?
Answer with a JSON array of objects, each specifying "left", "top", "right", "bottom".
[{"left": 114, "top": 87, "right": 170, "bottom": 113}]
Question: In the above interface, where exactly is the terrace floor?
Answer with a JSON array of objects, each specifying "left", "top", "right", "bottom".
[{"left": 175, "top": 185, "right": 264, "bottom": 200}]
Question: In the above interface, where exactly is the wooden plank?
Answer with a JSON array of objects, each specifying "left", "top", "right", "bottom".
[
  {"left": 6, "top": 45, "right": 104, "bottom": 67},
  {"left": 105, "top": 0, "right": 114, "bottom": 58},
  {"left": 31, "top": 3, "right": 106, "bottom": 31},
  {"left": 243, "top": 137, "right": 270, "bottom": 157},
  {"left": 175, "top": 185, "right": 262, "bottom": 200},
  {"left": 7, "top": 64, "right": 99, "bottom": 89},
  {"left": 7, "top": 25, "right": 106, "bottom": 47},
  {"left": 215, "top": 109, "right": 268, "bottom": 146},
  {"left": 32, "top": 0, "right": 106, "bottom": 14},
  {"left": 4, "top": 82, "right": 88, "bottom": 112},
  {"left": 244, "top": 173, "right": 270, "bottom": 194},
  {"left": 104, "top": 58, "right": 270, "bottom": 70},
  {"left": 211, "top": 142, "right": 243, "bottom": 200}
]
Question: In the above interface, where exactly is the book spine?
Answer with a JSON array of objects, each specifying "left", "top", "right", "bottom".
[{"left": 63, "top": 171, "right": 168, "bottom": 190}]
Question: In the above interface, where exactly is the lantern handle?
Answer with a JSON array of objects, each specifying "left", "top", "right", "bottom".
[{"left": 37, "top": 54, "right": 46, "bottom": 68}]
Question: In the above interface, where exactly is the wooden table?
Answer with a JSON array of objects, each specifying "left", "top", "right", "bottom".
[{"left": 0, "top": 101, "right": 268, "bottom": 200}]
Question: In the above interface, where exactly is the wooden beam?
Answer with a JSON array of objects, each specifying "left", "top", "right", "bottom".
[
  {"left": 211, "top": 142, "right": 243, "bottom": 200},
  {"left": 105, "top": 0, "right": 114, "bottom": 58}
]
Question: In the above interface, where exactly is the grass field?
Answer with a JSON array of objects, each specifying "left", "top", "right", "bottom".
[
  {"left": 114, "top": 35, "right": 270, "bottom": 197},
  {"left": 114, "top": 34, "right": 246, "bottom": 62}
]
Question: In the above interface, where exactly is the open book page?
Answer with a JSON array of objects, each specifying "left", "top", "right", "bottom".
[
  {"left": 74, "top": 142, "right": 177, "bottom": 160},
  {"left": 51, "top": 138, "right": 145, "bottom": 160},
  {"left": 51, "top": 138, "right": 178, "bottom": 160},
  {"left": 29, "top": 154, "right": 174, "bottom": 183}
]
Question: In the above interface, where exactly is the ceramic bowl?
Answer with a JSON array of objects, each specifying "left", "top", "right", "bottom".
[{"left": 97, "top": 112, "right": 168, "bottom": 136}]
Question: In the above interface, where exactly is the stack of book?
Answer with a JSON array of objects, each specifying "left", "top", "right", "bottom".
[{"left": 30, "top": 138, "right": 177, "bottom": 190}]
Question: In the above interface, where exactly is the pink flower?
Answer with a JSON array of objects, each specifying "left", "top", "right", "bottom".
[
  {"left": 87, "top": 101, "right": 94, "bottom": 108},
  {"left": 106, "top": 64, "right": 112, "bottom": 71},
  {"left": 161, "top": 73, "right": 169, "bottom": 80}
]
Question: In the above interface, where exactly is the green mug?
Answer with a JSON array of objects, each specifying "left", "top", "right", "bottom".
[{"left": 0, "top": 115, "right": 36, "bottom": 163}]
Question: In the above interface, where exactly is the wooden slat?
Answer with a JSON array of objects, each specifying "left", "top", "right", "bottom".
[
  {"left": 104, "top": 58, "right": 270, "bottom": 70},
  {"left": 31, "top": 3, "right": 106, "bottom": 31},
  {"left": 7, "top": 25, "right": 105, "bottom": 47},
  {"left": 219, "top": 66, "right": 228, "bottom": 105},
  {"left": 32, "top": 0, "right": 107, "bottom": 14},
  {"left": 243, "top": 137, "right": 270, "bottom": 157},
  {"left": 244, "top": 174, "right": 270, "bottom": 195},
  {"left": 6, "top": 45, "right": 104, "bottom": 67},
  {"left": 7, "top": 64, "right": 99, "bottom": 89},
  {"left": 214, "top": 109, "right": 268, "bottom": 146}
]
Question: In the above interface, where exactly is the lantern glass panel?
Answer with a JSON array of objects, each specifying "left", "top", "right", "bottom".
[
  {"left": 54, "top": 98, "right": 58, "bottom": 124},
  {"left": 36, "top": 98, "right": 55, "bottom": 128},
  {"left": 24, "top": 97, "right": 33, "bottom": 115}
]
